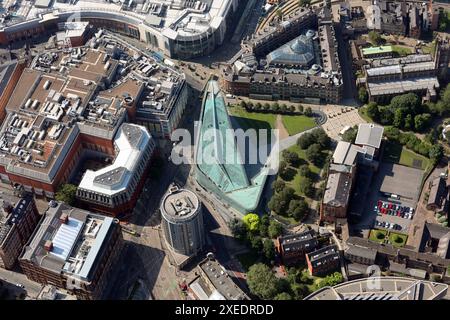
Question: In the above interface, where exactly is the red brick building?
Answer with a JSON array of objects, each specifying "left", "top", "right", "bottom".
[{"left": 0, "top": 194, "right": 40, "bottom": 269}]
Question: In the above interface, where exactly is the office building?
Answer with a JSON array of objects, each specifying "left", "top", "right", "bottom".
[
  {"left": 19, "top": 202, "right": 123, "bottom": 300},
  {"left": 161, "top": 184, "right": 205, "bottom": 257}
]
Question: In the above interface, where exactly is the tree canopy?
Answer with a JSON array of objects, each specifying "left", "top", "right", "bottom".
[
  {"left": 55, "top": 184, "right": 78, "bottom": 206},
  {"left": 242, "top": 213, "right": 260, "bottom": 232},
  {"left": 247, "top": 263, "right": 280, "bottom": 299}
]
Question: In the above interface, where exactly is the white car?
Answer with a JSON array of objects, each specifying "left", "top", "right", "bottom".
[{"left": 15, "top": 283, "right": 25, "bottom": 288}]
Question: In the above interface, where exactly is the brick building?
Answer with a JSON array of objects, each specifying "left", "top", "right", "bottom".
[
  {"left": 306, "top": 245, "right": 340, "bottom": 276},
  {"left": 19, "top": 202, "right": 123, "bottom": 300},
  {"left": 0, "top": 194, "right": 40, "bottom": 269},
  {"left": 275, "top": 230, "right": 319, "bottom": 266}
]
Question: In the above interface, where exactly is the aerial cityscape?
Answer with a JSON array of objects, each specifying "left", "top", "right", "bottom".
[{"left": 0, "top": 0, "right": 449, "bottom": 305}]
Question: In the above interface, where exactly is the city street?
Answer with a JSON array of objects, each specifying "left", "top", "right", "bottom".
[{"left": 0, "top": 268, "right": 42, "bottom": 299}]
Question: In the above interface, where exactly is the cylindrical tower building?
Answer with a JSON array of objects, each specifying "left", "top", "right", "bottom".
[{"left": 160, "top": 185, "right": 205, "bottom": 256}]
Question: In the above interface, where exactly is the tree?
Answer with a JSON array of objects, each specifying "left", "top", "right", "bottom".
[
  {"left": 263, "top": 103, "right": 271, "bottom": 111},
  {"left": 299, "top": 164, "right": 311, "bottom": 178},
  {"left": 268, "top": 220, "right": 283, "bottom": 238},
  {"left": 268, "top": 187, "right": 295, "bottom": 215},
  {"left": 316, "top": 272, "right": 344, "bottom": 289},
  {"left": 297, "top": 132, "right": 315, "bottom": 149},
  {"left": 414, "top": 113, "right": 432, "bottom": 132},
  {"left": 288, "top": 199, "right": 309, "bottom": 220},
  {"left": 358, "top": 87, "right": 368, "bottom": 103},
  {"left": 312, "top": 128, "right": 330, "bottom": 149},
  {"left": 250, "top": 234, "right": 263, "bottom": 251},
  {"left": 240, "top": 100, "right": 247, "bottom": 109},
  {"left": 341, "top": 127, "right": 357, "bottom": 143},
  {"left": 242, "top": 213, "right": 260, "bottom": 232},
  {"left": 291, "top": 282, "right": 310, "bottom": 300},
  {"left": 404, "top": 114, "right": 413, "bottom": 131},
  {"left": 298, "top": 104, "right": 304, "bottom": 113},
  {"left": 368, "top": 30, "right": 382, "bottom": 45},
  {"left": 304, "top": 107, "right": 313, "bottom": 117},
  {"left": 429, "top": 144, "right": 444, "bottom": 165},
  {"left": 366, "top": 102, "right": 379, "bottom": 121},
  {"left": 283, "top": 150, "right": 300, "bottom": 167},
  {"left": 305, "top": 143, "right": 323, "bottom": 165},
  {"left": 247, "top": 263, "right": 280, "bottom": 299},
  {"left": 378, "top": 106, "right": 394, "bottom": 125},
  {"left": 228, "top": 218, "right": 246, "bottom": 240},
  {"left": 390, "top": 93, "right": 421, "bottom": 115},
  {"left": 274, "top": 292, "right": 292, "bottom": 300},
  {"left": 55, "top": 184, "right": 77, "bottom": 206},
  {"left": 263, "top": 239, "right": 275, "bottom": 261},
  {"left": 393, "top": 108, "right": 405, "bottom": 129},
  {"left": 272, "top": 180, "right": 286, "bottom": 193},
  {"left": 384, "top": 126, "right": 400, "bottom": 142}
]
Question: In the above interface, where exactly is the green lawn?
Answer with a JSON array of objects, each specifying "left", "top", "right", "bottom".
[
  {"left": 383, "top": 141, "right": 430, "bottom": 170},
  {"left": 358, "top": 106, "right": 373, "bottom": 122},
  {"left": 282, "top": 115, "right": 316, "bottom": 136},
  {"left": 369, "top": 229, "right": 388, "bottom": 243},
  {"left": 391, "top": 45, "right": 412, "bottom": 56},
  {"left": 388, "top": 232, "right": 408, "bottom": 248},
  {"left": 236, "top": 251, "right": 260, "bottom": 272},
  {"left": 228, "top": 106, "right": 276, "bottom": 130}
]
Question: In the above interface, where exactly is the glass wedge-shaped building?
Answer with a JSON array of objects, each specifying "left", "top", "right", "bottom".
[{"left": 195, "top": 81, "right": 274, "bottom": 214}]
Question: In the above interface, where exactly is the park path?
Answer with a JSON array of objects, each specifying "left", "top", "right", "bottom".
[{"left": 275, "top": 115, "right": 289, "bottom": 140}]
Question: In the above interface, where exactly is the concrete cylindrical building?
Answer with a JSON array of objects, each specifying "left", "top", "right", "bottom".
[{"left": 160, "top": 185, "right": 205, "bottom": 256}]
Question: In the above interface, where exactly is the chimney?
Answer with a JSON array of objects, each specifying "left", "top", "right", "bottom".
[
  {"left": 59, "top": 213, "right": 68, "bottom": 224},
  {"left": 44, "top": 240, "right": 53, "bottom": 252}
]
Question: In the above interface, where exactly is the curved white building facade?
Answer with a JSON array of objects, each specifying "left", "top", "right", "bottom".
[{"left": 0, "top": 0, "right": 241, "bottom": 59}]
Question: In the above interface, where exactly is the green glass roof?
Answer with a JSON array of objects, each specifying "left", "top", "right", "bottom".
[
  {"left": 195, "top": 81, "right": 270, "bottom": 213},
  {"left": 196, "top": 81, "right": 249, "bottom": 193},
  {"left": 362, "top": 46, "right": 393, "bottom": 56}
]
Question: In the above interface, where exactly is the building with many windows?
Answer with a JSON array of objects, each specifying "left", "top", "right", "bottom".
[
  {"left": 77, "top": 123, "right": 156, "bottom": 217},
  {"left": 0, "top": 0, "right": 243, "bottom": 59},
  {"left": 19, "top": 202, "right": 123, "bottom": 300},
  {"left": 0, "top": 194, "right": 40, "bottom": 270},
  {"left": 222, "top": 7, "right": 343, "bottom": 103}
]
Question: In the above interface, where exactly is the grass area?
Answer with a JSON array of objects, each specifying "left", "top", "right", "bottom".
[
  {"left": 388, "top": 232, "right": 408, "bottom": 248},
  {"left": 391, "top": 45, "right": 412, "bottom": 56},
  {"left": 281, "top": 115, "right": 316, "bottom": 136},
  {"left": 383, "top": 141, "right": 430, "bottom": 170},
  {"left": 236, "top": 251, "right": 260, "bottom": 272},
  {"left": 369, "top": 229, "right": 388, "bottom": 243},
  {"left": 228, "top": 105, "right": 317, "bottom": 137},
  {"left": 358, "top": 106, "right": 373, "bottom": 122},
  {"left": 228, "top": 105, "right": 276, "bottom": 130}
]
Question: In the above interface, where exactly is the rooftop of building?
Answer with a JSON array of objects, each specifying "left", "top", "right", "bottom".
[
  {"left": 78, "top": 123, "right": 153, "bottom": 196},
  {"left": 355, "top": 123, "right": 384, "bottom": 149},
  {"left": 228, "top": 6, "right": 342, "bottom": 89},
  {"left": 332, "top": 141, "right": 360, "bottom": 166},
  {"left": 0, "top": 32, "right": 183, "bottom": 184},
  {"left": 198, "top": 258, "right": 249, "bottom": 300},
  {"left": 279, "top": 229, "right": 318, "bottom": 251},
  {"left": 305, "top": 277, "right": 448, "bottom": 300},
  {"left": 306, "top": 245, "right": 339, "bottom": 267},
  {"left": 266, "top": 31, "right": 317, "bottom": 67},
  {"left": 2, "top": 0, "right": 234, "bottom": 40},
  {"left": 195, "top": 80, "right": 270, "bottom": 212},
  {"left": 0, "top": 193, "right": 34, "bottom": 246},
  {"left": 161, "top": 184, "right": 201, "bottom": 222},
  {"left": 20, "top": 202, "right": 116, "bottom": 281},
  {"left": 323, "top": 171, "right": 352, "bottom": 207},
  {"left": 362, "top": 46, "right": 393, "bottom": 56}
]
